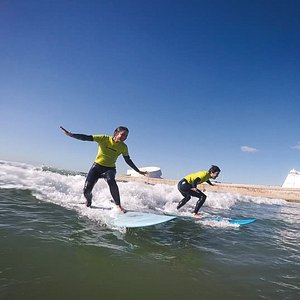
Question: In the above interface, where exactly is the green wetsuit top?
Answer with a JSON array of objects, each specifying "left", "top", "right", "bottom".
[
  {"left": 93, "top": 135, "right": 129, "bottom": 167},
  {"left": 184, "top": 171, "right": 211, "bottom": 188}
]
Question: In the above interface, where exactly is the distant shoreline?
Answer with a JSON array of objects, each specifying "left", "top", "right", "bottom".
[{"left": 116, "top": 175, "right": 300, "bottom": 203}]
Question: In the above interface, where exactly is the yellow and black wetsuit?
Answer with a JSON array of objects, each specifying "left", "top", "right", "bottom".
[
  {"left": 177, "top": 171, "right": 213, "bottom": 214},
  {"left": 70, "top": 133, "right": 140, "bottom": 207}
]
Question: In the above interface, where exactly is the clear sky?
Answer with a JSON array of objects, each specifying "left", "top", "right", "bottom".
[{"left": 1, "top": 0, "right": 299, "bottom": 185}]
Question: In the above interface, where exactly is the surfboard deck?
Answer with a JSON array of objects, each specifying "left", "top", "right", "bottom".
[
  {"left": 112, "top": 211, "right": 176, "bottom": 228},
  {"left": 162, "top": 212, "right": 256, "bottom": 226},
  {"left": 203, "top": 216, "right": 256, "bottom": 225}
]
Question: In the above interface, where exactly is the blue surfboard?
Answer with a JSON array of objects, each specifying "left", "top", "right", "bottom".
[
  {"left": 203, "top": 216, "right": 256, "bottom": 225},
  {"left": 162, "top": 212, "right": 256, "bottom": 226},
  {"left": 112, "top": 211, "right": 176, "bottom": 228}
]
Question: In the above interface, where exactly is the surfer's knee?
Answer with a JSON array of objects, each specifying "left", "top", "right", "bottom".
[
  {"left": 193, "top": 195, "right": 206, "bottom": 214},
  {"left": 198, "top": 193, "right": 206, "bottom": 205},
  {"left": 107, "top": 178, "right": 118, "bottom": 193},
  {"left": 177, "top": 195, "right": 191, "bottom": 209},
  {"left": 106, "top": 175, "right": 121, "bottom": 206}
]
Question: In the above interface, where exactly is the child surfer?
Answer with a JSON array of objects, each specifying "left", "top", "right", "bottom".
[{"left": 177, "top": 165, "right": 221, "bottom": 218}]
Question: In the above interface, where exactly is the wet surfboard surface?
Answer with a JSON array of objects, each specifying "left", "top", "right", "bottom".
[{"left": 112, "top": 211, "right": 176, "bottom": 228}]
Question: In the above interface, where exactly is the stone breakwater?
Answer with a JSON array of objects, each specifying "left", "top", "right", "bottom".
[{"left": 116, "top": 175, "right": 300, "bottom": 203}]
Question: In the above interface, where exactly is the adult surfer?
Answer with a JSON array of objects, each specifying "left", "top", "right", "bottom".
[
  {"left": 60, "top": 126, "right": 147, "bottom": 212},
  {"left": 177, "top": 165, "right": 221, "bottom": 218}
]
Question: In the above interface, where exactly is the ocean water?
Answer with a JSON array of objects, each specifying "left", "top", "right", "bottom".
[{"left": 0, "top": 160, "right": 299, "bottom": 300}]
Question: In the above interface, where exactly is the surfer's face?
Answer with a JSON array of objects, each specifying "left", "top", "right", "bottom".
[
  {"left": 114, "top": 130, "right": 128, "bottom": 143},
  {"left": 210, "top": 171, "right": 220, "bottom": 179}
]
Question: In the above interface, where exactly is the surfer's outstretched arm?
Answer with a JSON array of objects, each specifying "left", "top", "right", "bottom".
[
  {"left": 123, "top": 155, "right": 147, "bottom": 176},
  {"left": 60, "top": 126, "right": 93, "bottom": 141}
]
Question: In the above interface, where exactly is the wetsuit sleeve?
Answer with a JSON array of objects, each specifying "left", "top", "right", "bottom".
[
  {"left": 192, "top": 177, "right": 201, "bottom": 188},
  {"left": 206, "top": 180, "right": 214, "bottom": 186},
  {"left": 123, "top": 155, "right": 141, "bottom": 173},
  {"left": 70, "top": 133, "right": 93, "bottom": 141}
]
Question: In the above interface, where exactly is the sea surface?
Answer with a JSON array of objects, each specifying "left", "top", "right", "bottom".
[{"left": 0, "top": 160, "right": 299, "bottom": 300}]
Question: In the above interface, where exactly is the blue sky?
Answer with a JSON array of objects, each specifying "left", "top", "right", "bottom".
[{"left": 1, "top": 0, "right": 299, "bottom": 185}]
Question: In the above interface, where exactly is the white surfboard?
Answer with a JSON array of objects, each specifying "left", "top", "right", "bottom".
[{"left": 112, "top": 211, "right": 176, "bottom": 228}]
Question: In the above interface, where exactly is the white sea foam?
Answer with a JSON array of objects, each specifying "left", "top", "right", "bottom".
[{"left": 0, "top": 160, "right": 287, "bottom": 229}]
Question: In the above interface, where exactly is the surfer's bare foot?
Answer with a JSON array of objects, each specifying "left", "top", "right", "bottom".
[
  {"left": 192, "top": 213, "right": 202, "bottom": 219},
  {"left": 117, "top": 205, "right": 126, "bottom": 213}
]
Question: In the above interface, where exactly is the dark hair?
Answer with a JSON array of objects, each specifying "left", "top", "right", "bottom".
[
  {"left": 208, "top": 165, "right": 221, "bottom": 173},
  {"left": 114, "top": 126, "right": 129, "bottom": 136}
]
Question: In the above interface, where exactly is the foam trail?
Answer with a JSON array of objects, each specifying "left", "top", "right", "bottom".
[{"left": 0, "top": 160, "right": 287, "bottom": 229}]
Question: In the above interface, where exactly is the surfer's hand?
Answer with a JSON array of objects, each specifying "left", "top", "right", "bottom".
[
  {"left": 60, "top": 126, "right": 72, "bottom": 136},
  {"left": 139, "top": 171, "right": 148, "bottom": 176}
]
